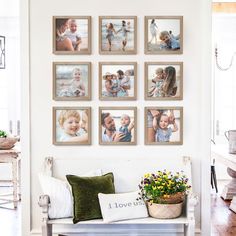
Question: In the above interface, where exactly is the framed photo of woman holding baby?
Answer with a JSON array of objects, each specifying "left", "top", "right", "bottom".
[
  {"left": 53, "top": 62, "right": 91, "bottom": 101},
  {"left": 145, "top": 62, "right": 183, "bottom": 100},
  {"left": 99, "top": 107, "right": 137, "bottom": 145},
  {"left": 145, "top": 107, "right": 183, "bottom": 145},
  {"left": 99, "top": 16, "right": 137, "bottom": 54},
  {"left": 53, "top": 107, "right": 91, "bottom": 145},
  {"left": 53, "top": 16, "right": 91, "bottom": 55},
  {"left": 144, "top": 16, "right": 183, "bottom": 54},
  {"left": 99, "top": 62, "right": 137, "bottom": 100}
]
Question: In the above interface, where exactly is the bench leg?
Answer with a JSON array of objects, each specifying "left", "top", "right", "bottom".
[
  {"left": 184, "top": 221, "right": 195, "bottom": 236},
  {"left": 42, "top": 221, "right": 52, "bottom": 236}
]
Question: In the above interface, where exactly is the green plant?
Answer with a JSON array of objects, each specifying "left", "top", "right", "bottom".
[
  {"left": 0, "top": 130, "right": 7, "bottom": 138},
  {"left": 138, "top": 170, "right": 191, "bottom": 204}
]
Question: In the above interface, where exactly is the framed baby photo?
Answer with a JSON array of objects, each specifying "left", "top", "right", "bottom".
[
  {"left": 99, "top": 16, "right": 137, "bottom": 54},
  {"left": 0, "top": 35, "right": 5, "bottom": 69},
  {"left": 53, "top": 107, "right": 91, "bottom": 145},
  {"left": 144, "top": 62, "right": 183, "bottom": 100},
  {"left": 53, "top": 16, "right": 91, "bottom": 55},
  {"left": 53, "top": 62, "right": 91, "bottom": 101},
  {"left": 99, "top": 62, "right": 137, "bottom": 101},
  {"left": 99, "top": 107, "right": 137, "bottom": 145},
  {"left": 144, "top": 16, "right": 183, "bottom": 54},
  {"left": 144, "top": 107, "right": 183, "bottom": 145}
]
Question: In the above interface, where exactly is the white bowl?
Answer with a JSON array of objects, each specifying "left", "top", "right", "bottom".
[{"left": 0, "top": 137, "right": 19, "bottom": 150}]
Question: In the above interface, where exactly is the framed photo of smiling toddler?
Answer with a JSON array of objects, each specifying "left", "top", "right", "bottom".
[
  {"left": 144, "top": 107, "right": 183, "bottom": 145},
  {"left": 53, "top": 107, "right": 91, "bottom": 145},
  {"left": 144, "top": 16, "right": 183, "bottom": 54},
  {"left": 53, "top": 62, "right": 91, "bottom": 101}
]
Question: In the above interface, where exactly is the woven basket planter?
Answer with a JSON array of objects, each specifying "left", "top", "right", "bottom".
[
  {"left": 147, "top": 201, "right": 183, "bottom": 219},
  {"left": 0, "top": 137, "right": 18, "bottom": 149}
]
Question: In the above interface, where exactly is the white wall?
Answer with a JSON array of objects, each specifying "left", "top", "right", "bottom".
[{"left": 23, "top": 0, "right": 211, "bottom": 235}]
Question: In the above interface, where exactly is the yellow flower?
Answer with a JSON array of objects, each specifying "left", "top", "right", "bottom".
[{"left": 152, "top": 186, "right": 157, "bottom": 190}]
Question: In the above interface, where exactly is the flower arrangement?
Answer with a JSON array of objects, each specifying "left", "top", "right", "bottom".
[{"left": 139, "top": 170, "right": 191, "bottom": 204}]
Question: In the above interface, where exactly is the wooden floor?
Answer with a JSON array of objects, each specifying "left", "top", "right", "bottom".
[
  {"left": 211, "top": 181, "right": 236, "bottom": 236},
  {"left": 0, "top": 186, "right": 21, "bottom": 236}
]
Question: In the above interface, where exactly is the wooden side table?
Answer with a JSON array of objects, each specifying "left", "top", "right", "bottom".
[{"left": 0, "top": 147, "right": 21, "bottom": 209}]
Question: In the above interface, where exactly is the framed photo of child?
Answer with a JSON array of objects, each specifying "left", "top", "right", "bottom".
[
  {"left": 145, "top": 107, "right": 183, "bottom": 145},
  {"left": 99, "top": 16, "right": 137, "bottom": 54},
  {"left": 144, "top": 16, "right": 183, "bottom": 54},
  {"left": 53, "top": 62, "right": 91, "bottom": 101},
  {"left": 53, "top": 107, "right": 91, "bottom": 145},
  {"left": 99, "top": 107, "right": 137, "bottom": 145},
  {"left": 145, "top": 62, "right": 183, "bottom": 100},
  {"left": 99, "top": 62, "right": 137, "bottom": 100},
  {"left": 53, "top": 16, "right": 91, "bottom": 55}
]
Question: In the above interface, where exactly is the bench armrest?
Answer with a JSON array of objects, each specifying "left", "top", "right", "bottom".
[
  {"left": 38, "top": 194, "right": 50, "bottom": 219},
  {"left": 186, "top": 193, "right": 198, "bottom": 221}
]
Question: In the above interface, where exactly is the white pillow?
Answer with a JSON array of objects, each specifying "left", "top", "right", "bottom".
[
  {"left": 98, "top": 191, "right": 148, "bottom": 223},
  {"left": 38, "top": 169, "right": 102, "bottom": 219}
]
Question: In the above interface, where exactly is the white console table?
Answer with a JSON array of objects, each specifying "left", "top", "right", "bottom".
[{"left": 211, "top": 144, "right": 236, "bottom": 213}]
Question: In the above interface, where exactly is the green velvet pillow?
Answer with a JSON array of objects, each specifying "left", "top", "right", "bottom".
[{"left": 66, "top": 172, "right": 115, "bottom": 223}]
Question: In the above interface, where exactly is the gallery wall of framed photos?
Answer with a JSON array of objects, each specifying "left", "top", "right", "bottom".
[{"left": 52, "top": 15, "right": 184, "bottom": 146}]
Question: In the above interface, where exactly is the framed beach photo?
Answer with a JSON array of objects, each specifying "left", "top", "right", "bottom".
[
  {"left": 145, "top": 107, "right": 183, "bottom": 145},
  {"left": 145, "top": 62, "right": 183, "bottom": 100},
  {"left": 53, "top": 16, "right": 91, "bottom": 54},
  {"left": 99, "top": 107, "right": 137, "bottom": 145},
  {"left": 99, "top": 16, "right": 137, "bottom": 54},
  {"left": 145, "top": 16, "right": 183, "bottom": 54},
  {"left": 53, "top": 107, "right": 91, "bottom": 145},
  {"left": 0, "top": 36, "right": 5, "bottom": 69},
  {"left": 99, "top": 62, "right": 137, "bottom": 100},
  {"left": 53, "top": 62, "right": 91, "bottom": 101}
]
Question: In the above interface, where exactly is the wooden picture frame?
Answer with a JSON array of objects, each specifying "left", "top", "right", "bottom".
[
  {"left": 53, "top": 107, "right": 91, "bottom": 145},
  {"left": 0, "top": 36, "right": 5, "bottom": 69},
  {"left": 53, "top": 62, "right": 91, "bottom": 101},
  {"left": 99, "top": 62, "right": 137, "bottom": 100},
  {"left": 53, "top": 16, "right": 91, "bottom": 54},
  {"left": 99, "top": 16, "right": 137, "bottom": 54},
  {"left": 145, "top": 107, "right": 183, "bottom": 145},
  {"left": 145, "top": 16, "right": 183, "bottom": 54},
  {"left": 145, "top": 62, "right": 183, "bottom": 100},
  {"left": 99, "top": 107, "right": 137, "bottom": 145}
]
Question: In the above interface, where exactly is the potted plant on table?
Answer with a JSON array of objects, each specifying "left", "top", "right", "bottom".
[
  {"left": 0, "top": 130, "right": 19, "bottom": 150},
  {"left": 138, "top": 170, "right": 191, "bottom": 219}
]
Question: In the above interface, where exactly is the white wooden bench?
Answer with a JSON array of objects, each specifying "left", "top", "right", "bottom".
[{"left": 38, "top": 156, "right": 198, "bottom": 236}]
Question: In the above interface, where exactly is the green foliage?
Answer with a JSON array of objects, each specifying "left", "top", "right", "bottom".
[{"left": 0, "top": 130, "right": 7, "bottom": 138}]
